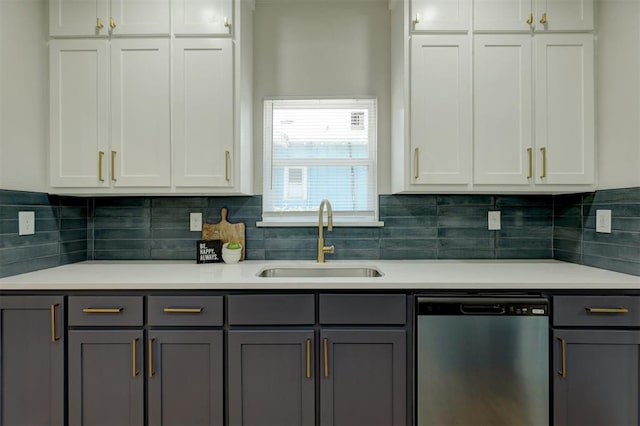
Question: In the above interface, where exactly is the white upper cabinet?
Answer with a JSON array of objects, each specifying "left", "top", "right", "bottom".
[
  {"left": 411, "top": 0, "right": 470, "bottom": 32},
  {"left": 49, "top": 0, "right": 170, "bottom": 36},
  {"left": 410, "top": 35, "right": 471, "bottom": 185},
  {"left": 474, "top": 0, "right": 593, "bottom": 32},
  {"left": 173, "top": 0, "right": 233, "bottom": 35},
  {"left": 173, "top": 39, "right": 234, "bottom": 187}
]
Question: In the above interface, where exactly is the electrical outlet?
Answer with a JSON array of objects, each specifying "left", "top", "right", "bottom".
[
  {"left": 190, "top": 212, "right": 203, "bottom": 232},
  {"left": 18, "top": 211, "right": 35, "bottom": 235},
  {"left": 488, "top": 211, "right": 501, "bottom": 231},
  {"left": 596, "top": 209, "right": 612, "bottom": 233}
]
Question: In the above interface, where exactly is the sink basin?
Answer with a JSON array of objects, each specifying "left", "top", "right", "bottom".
[{"left": 257, "top": 266, "right": 383, "bottom": 278}]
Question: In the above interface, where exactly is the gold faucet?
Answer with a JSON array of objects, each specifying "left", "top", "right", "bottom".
[{"left": 317, "top": 199, "right": 335, "bottom": 263}]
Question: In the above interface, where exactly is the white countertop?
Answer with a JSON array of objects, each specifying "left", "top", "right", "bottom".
[{"left": 0, "top": 259, "right": 638, "bottom": 290}]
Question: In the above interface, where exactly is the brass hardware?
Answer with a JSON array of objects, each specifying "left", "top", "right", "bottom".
[
  {"left": 50, "top": 304, "right": 60, "bottom": 342},
  {"left": 98, "top": 151, "right": 105, "bottom": 182},
  {"left": 539, "top": 13, "right": 547, "bottom": 25},
  {"left": 82, "top": 308, "right": 123, "bottom": 314},
  {"left": 527, "top": 147, "right": 533, "bottom": 179},
  {"left": 586, "top": 307, "right": 629, "bottom": 314},
  {"left": 306, "top": 339, "right": 312, "bottom": 378},
  {"left": 225, "top": 150, "right": 230, "bottom": 182},
  {"left": 111, "top": 150, "right": 117, "bottom": 181},
  {"left": 323, "top": 337, "right": 329, "bottom": 377},
  {"left": 224, "top": 16, "right": 231, "bottom": 29},
  {"left": 526, "top": 13, "right": 533, "bottom": 25},
  {"left": 163, "top": 307, "right": 203, "bottom": 313},
  {"left": 557, "top": 337, "right": 566, "bottom": 377},
  {"left": 317, "top": 199, "right": 334, "bottom": 263},
  {"left": 96, "top": 17, "right": 104, "bottom": 30},
  {"left": 414, "top": 147, "right": 419, "bottom": 179},
  {"left": 148, "top": 339, "right": 155, "bottom": 378},
  {"left": 540, "top": 147, "right": 547, "bottom": 179},
  {"left": 110, "top": 17, "right": 116, "bottom": 30},
  {"left": 412, "top": 13, "right": 420, "bottom": 28},
  {"left": 132, "top": 338, "right": 139, "bottom": 377}
]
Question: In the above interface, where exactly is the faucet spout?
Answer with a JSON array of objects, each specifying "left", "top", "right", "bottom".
[{"left": 317, "top": 199, "right": 335, "bottom": 263}]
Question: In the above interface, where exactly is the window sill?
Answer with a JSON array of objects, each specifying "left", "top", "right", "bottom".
[{"left": 256, "top": 220, "right": 385, "bottom": 228}]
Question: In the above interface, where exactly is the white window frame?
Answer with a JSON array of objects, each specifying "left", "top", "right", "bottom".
[{"left": 258, "top": 97, "right": 382, "bottom": 227}]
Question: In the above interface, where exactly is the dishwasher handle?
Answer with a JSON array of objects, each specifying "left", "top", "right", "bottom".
[{"left": 460, "top": 304, "right": 506, "bottom": 315}]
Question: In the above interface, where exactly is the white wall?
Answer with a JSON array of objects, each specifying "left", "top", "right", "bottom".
[
  {"left": 596, "top": 0, "right": 640, "bottom": 189},
  {"left": 0, "top": 0, "right": 48, "bottom": 192},
  {"left": 252, "top": 0, "right": 391, "bottom": 194}
]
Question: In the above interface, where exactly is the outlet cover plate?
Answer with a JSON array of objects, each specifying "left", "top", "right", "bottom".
[
  {"left": 596, "top": 209, "right": 612, "bottom": 233},
  {"left": 488, "top": 211, "right": 501, "bottom": 231},
  {"left": 190, "top": 212, "right": 203, "bottom": 232},
  {"left": 18, "top": 211, "right": 35, "bottom": 235}
]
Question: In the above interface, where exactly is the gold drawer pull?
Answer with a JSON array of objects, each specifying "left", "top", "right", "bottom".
[
  {"left": 306, "top": 338, "right": 312, "bottom": 378},
  {"left": 323, "top": 337, "right": 329, "bottom": 377},
  {"left": 148, "top": 338, "right": 155, "bottom": 378},
  {"left": 132, "top": 338, "right": 139, "bottom": 377},
  {"left": 163, "top": 308, "right": 203, "bottom": 314},
  {"left": 82, "top": 308, "right": 123, "bottom": 314},
  {"left": 50, "top": 304, "right": 61, "bottom": 342},
  {"left": 557, "top": 337, "right": 566, "bottom": 377},
  {"left": 585, "top": 307, "right": 629, "bottom": 314}
]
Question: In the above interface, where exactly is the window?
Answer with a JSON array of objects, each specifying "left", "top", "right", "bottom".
[{"left": 261, "top": 98, "right": 379, "bottom": 226}]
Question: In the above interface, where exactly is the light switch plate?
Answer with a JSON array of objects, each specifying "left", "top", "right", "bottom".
[
  {"left": 190, "top": 212, "right": 203, "bottom": 232},
  {"left": 488, "top": 211, "right": 501, "bottom": 231},
  {"left": 18, "top": 211, "right": 35, "bottom": 235},
  {"left": 596, "top": 209, "right": 612, "bottom": 233}
]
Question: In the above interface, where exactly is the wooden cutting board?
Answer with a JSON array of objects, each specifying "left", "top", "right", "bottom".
[{"left": 202, "top": 208, "right": 246, "bottom": 260}]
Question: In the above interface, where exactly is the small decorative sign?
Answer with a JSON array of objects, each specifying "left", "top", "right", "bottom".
[{"left": 196, "top": 240, "right": 223, "bottom": 264}]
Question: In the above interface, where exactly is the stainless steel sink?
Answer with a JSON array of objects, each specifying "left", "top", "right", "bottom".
[{"left": 257, "top": 266, "right": 383, "bottom": 278}]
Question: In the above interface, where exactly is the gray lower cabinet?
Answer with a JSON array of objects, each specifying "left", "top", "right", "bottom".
[
  {"left": 68, "top": 330, "right": 145, "bottom": 426},
  {"left": 0, "top": 296, "right": 64, "bottom": 426},
  {"left": 147, "top": 330, "right": 224, "bottom": 426}
]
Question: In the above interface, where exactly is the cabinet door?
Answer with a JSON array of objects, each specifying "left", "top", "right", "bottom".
[
  {"left": 68, "top": 330, "right": 144, "bottom": 426},
  {"left": 410, "top": 35, "right": 470, "bottom": 185},
  {"left": 173, "top": 39, "right": 234, "bottom": 188},
  {"left": 534, "top": 34, "right": 594, "bottom": 185},
  {"left": 553, "top": 329, "right": 640, "bottom": 426},
  {"left": 0, "top": 297, "right": 64, "bottom": 426},
  {"left": 228, "top": 330, "right": 315, "bottom": 426},
  {"left": 320, "top": 330, "right": 406, "bottom": 426},
  {"left": 473, "top": 0, "right": 532, "bottom": 32},
  {"left": 148, "top": 331, "right": 223, "bottom": 426},
  {"left": 474, "top": 35, "right": 532, "bottom": 185},
  {"left": 49, "top": 0, "right": 110, "bottom": 36},
  {"left": 411, "top": 0, "right": 470, "bottom": 31},
  {"left": 110, "top": 38, "right": 171, "bottom": 187},
  {"left": 173, "top": 0, "right": 233, "bottom": 35},
  {"left": 110, "top": 0, "right": 170, "bottom": 35},
  {"left": 534, "top": 0, "right": 593, "bottom": 31},
  {"left": 50, "top": 39, "right": 109, "bottom": 188}
]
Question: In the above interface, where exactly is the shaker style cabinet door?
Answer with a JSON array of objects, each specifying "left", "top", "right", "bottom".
[
  {"left": 173, "top": 38, "right": 234, "bottom": 188},
  {"left": 173, "top": 0, "right": 233, "bottom": 35},
  {"left": 0, "top": 297, "right": 64, "bottom": 426},
  {"left": 534, "top": 0, "right": 594, "bottom": 31},
  {"left": 411, "top": 0, "right": 470, "bottom": 31},
  {"left": 109, "top": 0, "right": 170, "bottom": 35},
  {"left": 473, "top": 0, "right": 533, "bottom": 32}
]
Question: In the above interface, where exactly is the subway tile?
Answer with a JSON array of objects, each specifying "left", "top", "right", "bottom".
[
  {"left": 437, "top": 206, "right": 492, "bottom": 217},
  {"left": 94, "top": 206, "right": 150, "bottom": 218},
  {"left": 0, "top": 243, "right": 59, "bottom": 265},
  {"left": 553, "top": 238, "right": 582, "bottom": 254},
  {"left": 501, "top": 215, "right": 552, "bottom": 227},
  {"left": 93, "top": 216, "right": 150, "bottom": 229},
  {"left": 496, "top": 238, "right": 552, "bottom": 250},
  {"left": 94, "top": 197, "right": 151, "bottom": 208},
  {"left": 60, "top": 229, "right": 87, "bottom": 242},
  {"left": 583, "top": 203, "right": 640, "bottom": 218},
  {"left": 583, "top": 229, "right": 640, "bottom": 247},
  {"left": 61, "top": 219, "right": 87, "bottom": 230},
  {"left": 496, "top": 249, "right": 552, "bottom": 259},
  {"left": 152, "top": 197, "right": 207, "bottom": 208},
  {"left": 94, "top": 239, "right": 149, "bottom": 251},
  {"left": 95, "top": 228, "right": 151, "bottom": 240},
  {"left": 264, "top": 227, "right": 316, "bottom": 239},
  {"left": 0, "top": 220, "right": 18, "bottom": 235},
  {"left": 207, "top": 196, "right": 261, "bottom": 209},
  {"left": 151, "top": 240, "right": 197, "bottom": 251},
  {"left": 438, "top": 227, "right": 493, "bottom": 239},
  {"left": 245, "top": 249, "right": 266, "bottom": 260},
  {"left": 379, "top": 203, "right": 436, "bottom": 218},
  {"left": 94, "top": 250, "right": 150, "bottom": 260},
  {"left": 326, "top": 227, "right": 380, "bottom": 239},
  {"left": 151, "top": 249, "right": 196, "bottom": 261},
  {"left": 381, "top": 238, "right": 438, "bottom": 250},
  {"left": 437, "top": 215, "right": 486, "bottom": 228},
  {"left": 553, "top": 204, "right": 582, "bottom": 218},
  {"left": 324, "top": 238, "right": 380, "bottom": 250},
  {"left": 151, "top": 228, "right": 197, "bottom": 240},
  {"left": 582, "top": 255, "right": 640, "bottom": 276},
  {"left": 384, "top": 216, "right": 438, "bottom": 227},
  {"left": 437, "top": 195, "right": 493, "bottom": 206},
  {"left": 60, "top": 206, "right": 87, "bottom": 219},
  {"left": 380, "top": 227, "right": 437, "bottom": 239},
  {"left": 265, "top": 249, "right": 315, "bottom": 260},
  {"left": 553, "top": 249, "right": 582, "bottom": 264},
  {"left": 264, "top": 238, "right": 316, "bottom": 250},
  {"left": 0, "top": 205, "right": 59, "bottom": 221},
  {"left": 496, "top": 195, "right": 552, "bottom": 207},
  {"left": 585, "top": 187, "right": 640, "bottom": 204},
  {"left": 60, "top": 250, "right": 88, "bottom": 264},
  {"left": 0, "top": 256, "right": 60, "bottom": 278},
  {"left": 501, "top": 206, "right": 553, "bottom": 217},
  {"left": 0, "top": 190, "right": 51, "bottom": 206},
  {"left": 381, "top": 248, "right": 437, "bottom": 260},
  {"left": 553, "top": 214, "right": 582, "bottom": 229},
  {"left": 552, "top": 227, "right": 582, "bottom": 241},
  {"left": 0, "top": 232, "right": 59, "bottom": 250},
  {"left": 331, "top": 249, "right": 380, "bottom": 260},
  {"left": 438, "top": 248, "right": 495, "bottom": 259},
  {"left": 583, "top": 242, "right": 640, "bottom": 262},
  {"left": 498, "top": 226, "right": 552, "bottom": 239},
  {"left": 438, "top": 238, "right": 494, "bottom": 249}
]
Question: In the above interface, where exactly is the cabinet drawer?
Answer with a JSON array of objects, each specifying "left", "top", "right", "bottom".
[
  {"left": 319, "top": 294, "right": 406, "bottom": 325},
  {"left": 553, "top": 296, "right": 640, "bottom": 327},
  {"left": 228, "top": 294, "right": 315, "bottom": 325},
  {"left": 69, "top": 296, "right": 143, "bottom": 326},
  {"left": 147, "top": 296, "right": 223, "bottom": 326}
]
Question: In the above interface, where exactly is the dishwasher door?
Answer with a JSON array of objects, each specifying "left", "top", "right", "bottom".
[{"left": 416, "top": 297, "right": 549, "bottom": 426}]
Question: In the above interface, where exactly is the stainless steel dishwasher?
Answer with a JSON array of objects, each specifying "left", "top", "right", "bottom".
[{"left": 416, "top": 296, "right": 549, "bottom": 426}]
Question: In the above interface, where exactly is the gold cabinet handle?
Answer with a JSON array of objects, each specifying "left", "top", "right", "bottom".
[
  {"left": 586, "top": 307, "right": 629, "bottom": 314},
  {"left": 539, "top": 147, "right": 546, "bottom": 179},
  {"left": 224, "top": 16, "right": 231, "bottom": 29},
  {"left": 526, "top": 147, "right": 533, "bottom": 179},
  {"left": 132, "top": 338, "right": 139, "bottom": 377},
  {"left": 82, "top": 308, "right": 123, "bottom": 314},
  {"left": 557, "top": 337, "right": 566, "bottom": 377},
  {"left": 110, "top": 17, "right": 116, "bottom": 30},
  {"left": 539, "top": 13, "right": 547, "bottom": 24},
  {"left": 306, "top": 338, "right": 312, "bottom": 378},
  {"left": 414, "top": 147, "right": 419, "bottom": 179},
  {"left": 526, "top": 13, "right": 533, "bottom": 25},
  {"left": 111, "top": 150, "right": 117, "bottom": 181},
  {"left": 225, "top": 150, "right": 231, "bottom": 182},
  {"left": 163, "top": 307, "right": 203, "bottom": 313},
  {"left": 323, "top": 337, "right": 329, "bottom": 377},
  {"left": 96, "top": 17, "right": 104, "bottom": 30},
  {"left": 148, "top": 338, "right": 155, "bottom": 378},
  {"left": 50, "top": 304, "right": 60, "bottom": 342},
  {"left": 98, "top": 151, "right": 105, "bottom": 182},
  {"left": 412, "top": 13, "right": 420, "bottom": 28}
]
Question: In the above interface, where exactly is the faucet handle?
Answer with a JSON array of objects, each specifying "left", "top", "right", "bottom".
[{"left": 323, "top": 245, "right": 335, "bottom": 254}]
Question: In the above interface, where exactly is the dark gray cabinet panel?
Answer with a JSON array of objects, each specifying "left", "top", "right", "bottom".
[
  {"left": 68, "top": 296, "right": 143, "bottom": 326},
  {"left": 553, "top": 295, "right": 640, "bottom": 327},
  {"left": 148, "top": 330, "right": 223, "bottom": 426},
  {"left": 227, "top": 294, "right": 315, "bottom": 325},
  {"left": 68, "top": 330, "right": 144, "bottom": 426},
  {"left": 319, "top": 294, "right": 406, "bottom": 325},
  {"left": 0, "top": 296, "right": 64, "bottom": 426},
  {"left": 228, "top": 330, "right": 315, "bottom": 426},
  {"left": 553, "top": 329, "right": 640, "bottom": 426},
  {"left": 147, "top": 296, "right": 223, "bottom": 326},
  {"left": 320, "top": 329, "right": 406, "bottom": 426}
]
